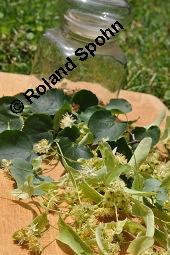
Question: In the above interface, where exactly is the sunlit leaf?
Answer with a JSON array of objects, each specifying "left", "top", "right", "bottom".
[
  {"left": 57, "top": 217, "right": 93, "bottom": 255},
  {"left": 127, "top": 236, "right": 154, "bottom": 255},
  {"left": 161, "top": 116, "right": 170, "bottom": 142},
  {"left": 79, "top": 181, "right": 103, "bottom": 203},
  {"left": 128, "top": 137, "right": 152, "bottom": 167},
  {"left": 132, "top": 199, "right": 155, "bottom": 237}
]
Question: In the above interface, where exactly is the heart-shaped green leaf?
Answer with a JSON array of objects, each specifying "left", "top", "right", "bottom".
[
  {"left": 58, "top": 138, "right": 92, "bottom": 170},
  {"left": 10, "top": 159, "right": 34, "bottom": 187},
  {"left": 58, "top": 126, "right": 80, "bottom": 142},
  {"left": 88, "top": 110, "right": 127, "bottom": 144},
  {"left": 131, "top": 126, "right": 160, "bottom": 148},
  {"left": 30, "top": 89, "right": 69, "bottom": 115},
  {"left": 72, "top": 89, "right": 98, "bottom": 111},
  {"left": 79, "top": 105, "right": 102, "bottom": 123},
  {"left": 23, "top": 114, "right": 53, "bottom": 142},
  {"left": 106, "top": 98, "right": 132, "bottom": 114},
  {"left": 0, "top": 130, "right": 33, "bottom": 161}
]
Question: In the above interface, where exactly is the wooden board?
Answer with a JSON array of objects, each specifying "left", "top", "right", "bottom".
[{"left": 0, "top": 71, "right": 169, "bottom": 255}]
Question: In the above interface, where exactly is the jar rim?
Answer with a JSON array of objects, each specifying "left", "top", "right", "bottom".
[{"left": 67, "top": 0, "right": 130, "bottom": 9}]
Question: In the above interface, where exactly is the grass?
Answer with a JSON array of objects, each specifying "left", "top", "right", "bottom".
[{"left": 0, "top": 0, "right": 170, "bottom": 107}]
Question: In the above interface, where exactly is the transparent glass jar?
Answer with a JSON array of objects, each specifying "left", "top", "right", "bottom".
[{"left": 32, "top": 0, "right": 130, "bottom": 93}]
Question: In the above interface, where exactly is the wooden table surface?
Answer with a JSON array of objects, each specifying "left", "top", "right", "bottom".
[{"left": 0, "top": 71, "right": 169, "bottom": 255}]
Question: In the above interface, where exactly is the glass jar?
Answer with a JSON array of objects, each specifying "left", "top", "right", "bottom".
[{"left": 32, "top": 0, "right": 130, "bottom": 93}]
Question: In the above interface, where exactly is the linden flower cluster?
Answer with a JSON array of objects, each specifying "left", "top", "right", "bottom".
[
  {"left": 143, "top": 248, "right": 168, "bottom": 255},
  {"left": 115, "top": 153, "right": 127, "bottom": 165},
  {"left": 33, "top": 139, "right": 50, "bottom": 154},
  {"left": 95, "top": 207, "right": 115, "bottom": 219},
  {"left": 153, "top": 161, "right": 170, "bottom": 180},
  {"left": 139, "top": 151, "right": 160, "bottom": 175},
  {"left": 64, "top": 183, "right": 80, "bottom": 205},
  {"left": 13, "top": 223, "right": 41, "bottom": 254},
  {"left": 70, "top": 206, "right": 99, "bottom": 243},
  {"left": 139, "top": 149, "right": 170, "bottom": 180},
  {"left": 139, "top": 150, "right": 167, "bottom": 179},
  {"left": 60, "top": 113, "right": 76, "bottom": 129},
  {"left": 43, "top": 189, "right": 59, "bottom": 211},
  {"left": 77, "top": 157, "right": 104, "bottom": 179},
  {"left": 103, "top": 180, "right": 131, "bottom": 212},
  {"left": 163, "top": 200, "right": 170, "bottom": 211},
  {"left": 100, "top": 224, "right": 121, "bottom": 255}
]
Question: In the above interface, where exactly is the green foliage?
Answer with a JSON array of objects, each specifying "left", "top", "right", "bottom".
[
  {"left": 0, "top": 97, "right": 23, "bottom": 133},
  {"left": 10, "top": 159, "right": 34, "bottom": 187},
  {"left": 0, "top": 0, "right": 59, "bottom": 74},
  {"left": 88, "top": 110, "right": 127, "bottom": 144},
  {"left": 72, "top": 90, "right": 99, "bottom": 111},
  {"left": 57, "top": 217, "right": 93, "bottom": 255},
  {"left": 131, "top": 126, "right": 161, "bottom": 148},
  {"left": 23, "top": 114, "right": 53, "bottom": 142},
  {"left": 29, "top": 89, "right": 69, "bottom": 115},
  {"left": 105, "top": 98, "right": 132, "bottom": 114},
  {"left": 122, "top": 0, "right": 170, "bottom": 108},
  {"left": 127, "top": 236, "right": 154, "bottom": 255},
  {"left": 0, "top": 130, "right": 33, "bottom": 160},
  {"left": 0, "top": 88, "right": 169, "bottom": 254},
  {"left": 58, "top": 137, "right": 93, "bottom": 170}
]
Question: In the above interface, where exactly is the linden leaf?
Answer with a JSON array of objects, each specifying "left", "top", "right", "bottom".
[
  {"left": 79, "top": 105, "right": 102, "bottom": 123},
  {"left": 88, "top": 110, "right": 127, "bottom": 144},
  {"left": 161, "top": 116, "right": 170, "bottom": 142},
  {"left": 127, "top": 236, "right": 154, "bottom": 255},
  {"left": 32, "top": 213, "right": 49, "bottom": 233},
  {"left": 72, "top": 90, "right": 98, "bottom": 111},
  {"left": 58, "top": 137, "right": 92, "bottom": 170},
  {"left": 23, "top": 114, "right": 53, "bottom": 142},
  {"left": 12, "top": 176, "right": 35, "bottom": 199},
  {"left": 0, "top": 97, "right": 23, "bottom": 133},
  {"left": 57, "top": 217, "right": 93, "bottom": 255},
  {"left": 95, "top": 224, "right": 108, "bottom": 255},
  {"left": 132, "top": 199, "right": 155, "bottom": 237},
  {"left": 0, "top": 130, "right": 33, "bottom": 161},
  {"left": 131, "top": 126, "right": 160, "bottom": 148},
  {"left": 105, "top": 98, "right": 132, "bottom": 114},
  {"left": 10, "top": 159, "right": 34, "bottom": 187},
  {"left": 79, "top": 181, "right": 103, "bottom": 203},
  {"left": 128, "top": 137, "right": 152, "bottom": 167},
  {"left": 30, "top": 89, "right": 69, "bottom": 115}
]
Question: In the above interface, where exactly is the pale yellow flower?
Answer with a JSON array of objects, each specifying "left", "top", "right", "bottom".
[{"left": 60, "top": 113, "right": 76, "bottom": 129}]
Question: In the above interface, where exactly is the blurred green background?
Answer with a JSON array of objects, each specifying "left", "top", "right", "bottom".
[{"left": 0, "top": 0, "right": 169, "bottom": 107}]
